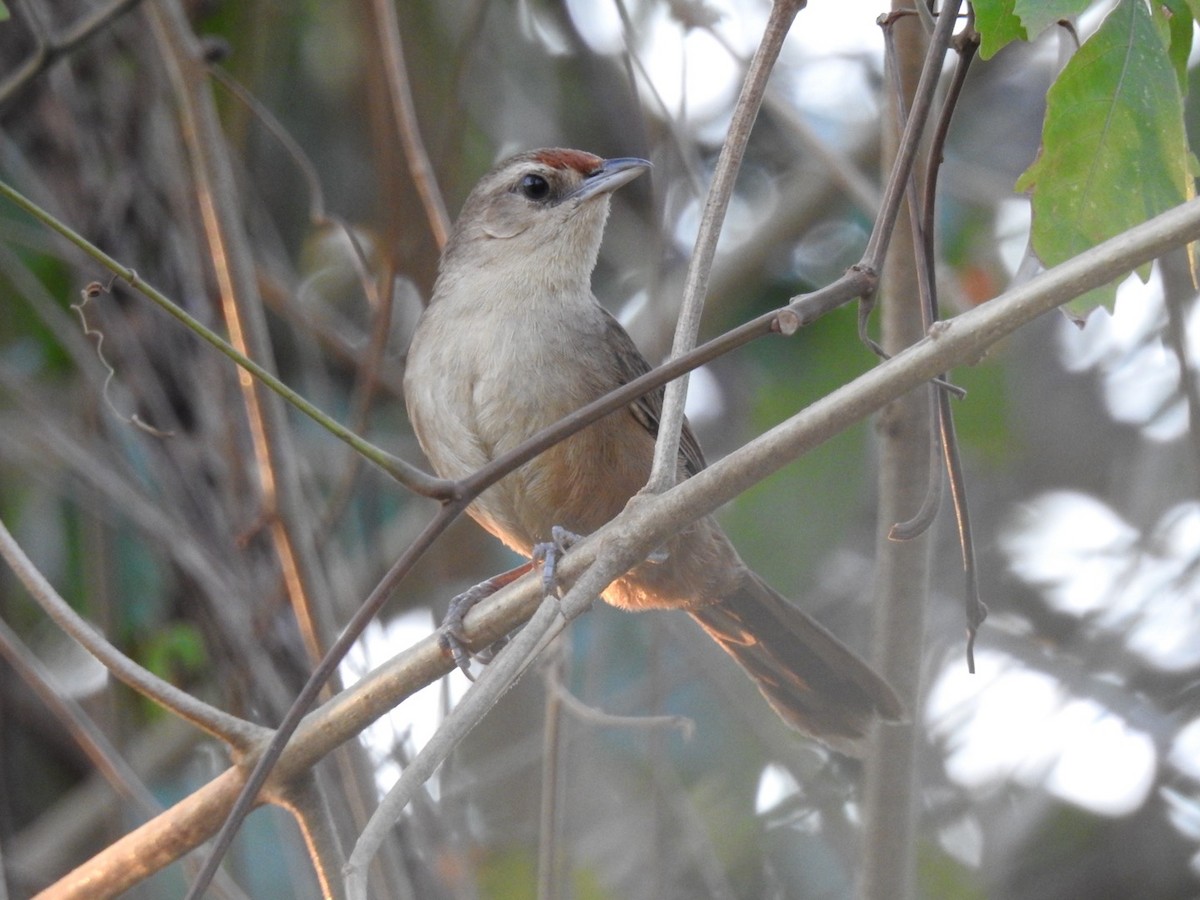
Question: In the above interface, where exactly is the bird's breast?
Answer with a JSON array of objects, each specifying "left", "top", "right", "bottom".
[{"left": 405, "top": 299, "right": 634, "bottom": 553}]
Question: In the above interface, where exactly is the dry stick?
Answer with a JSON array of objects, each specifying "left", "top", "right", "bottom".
[
  {"left": 207, "top": 65, "right": 400, "bottom": 535},
  {"left": 888, "top": 15, "right": 982, "bottom": 544},
  {"left": 179, "top": 500, "right": 463, "bottom": 900},
  {"left": 860, "top": 2, "right": 962, "bottom": 275},
  {"left": 861, "top": 9, "right": 939, "bottom": 900},
  {"left": 537, "top": 642, "right": 566, "bottom": 900},
  {"left": 648, "top": 0, "right": 807, "bottom": 491},
  {"left": 0, "top": 0, "right": 146, "bottom": 106},
  {"left": 344, "top": 597, "right": 564, "bottom": 899},
  {"left": 152, "top": 0, "right": 334, "bottom": 670},
  {"left": 544, "top": 666, "right": 694, "bottom": 735},
  {"left": 899, "top": 20, "right": 988, "bottom": 668},
  {"left": 36, "top": 194, "right": 1200, "bottom": 899},
  {"left": 881, "top": 6, "right": 945, "bottom": 542},
  {"left": 369, "top": 0, "right": 451, "bottom": 249},
  {"left": 0, "top": 517, "right": 261, "bottom": 747}
]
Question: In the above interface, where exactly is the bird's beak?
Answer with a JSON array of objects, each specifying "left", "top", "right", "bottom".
[{"left": 572, "top": 157, "right": 651, "bottom": 202}]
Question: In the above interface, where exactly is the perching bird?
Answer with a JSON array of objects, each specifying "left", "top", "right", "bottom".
[{"left": 403, "top": 148, "right": 902, "bottom": 752}]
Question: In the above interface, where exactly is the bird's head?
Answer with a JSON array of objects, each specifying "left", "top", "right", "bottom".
[{"left": 438, "top": 148, "right": 650, "bottom": 296}]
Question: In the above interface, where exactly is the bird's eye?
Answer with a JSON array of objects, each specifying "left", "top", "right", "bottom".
[{"left": 519, "top": 174, "right": 551, "bottom": 201}]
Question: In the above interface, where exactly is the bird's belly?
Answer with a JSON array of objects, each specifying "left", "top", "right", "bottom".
[
  {"left": 466, "top": 378, "right": 639, "bottom": 554},
  {"left": 413, "top": 336, "right": 617, "bottom": 551}
]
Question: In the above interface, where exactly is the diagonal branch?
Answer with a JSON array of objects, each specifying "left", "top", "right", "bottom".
[{"left": 35, "top": 190, "right": 1200, "bottom": 898}]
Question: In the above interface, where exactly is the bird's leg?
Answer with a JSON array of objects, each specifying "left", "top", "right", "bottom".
[
  {"left": 533, "top": 524, "right": 671, "bottom": 598},
  {"left": 531, "top": 525, "right": 583, "bottom": 597},
  {"left": 440, "top": 561, "right": 531, "bottom": 677}
]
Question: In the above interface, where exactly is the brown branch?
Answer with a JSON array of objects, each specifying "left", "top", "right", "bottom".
[
  {"left": 367, "top": 0, "right": 451, "bottom": 249},
  {"left": 151, "top": 1, "right": 337, "bottom": 669}
]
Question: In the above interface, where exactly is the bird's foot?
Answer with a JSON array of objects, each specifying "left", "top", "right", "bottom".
[
  {"left": 439, "top": 562, "right": 530, "bottom": 678},
  {"left": 531, "top": 526, "right": 583, "bottom": 597}
]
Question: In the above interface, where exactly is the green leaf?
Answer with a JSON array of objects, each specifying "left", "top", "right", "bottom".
[
  {"left": 1014, "top": 0, "right": 1093, "bottom": 39},
  {"left": 973, "top": 0, "right": 1027, "bottom": 59},
  {"left": 1159, "top": 0, "right": 1195, "bottom": 91},
  {"left": 1015, "top": 0, "right": 1193, "bottom": 316},
  {"left": 0, "top": 2, "right": 9, "bottom": 21}
]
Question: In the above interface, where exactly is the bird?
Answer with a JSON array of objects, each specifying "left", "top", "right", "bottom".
[{"left": 403, "top": 148, "right": 903, "bottom": 753}]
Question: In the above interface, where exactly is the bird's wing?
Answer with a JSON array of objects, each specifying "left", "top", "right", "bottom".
[{"left": 601, "top": 308, "right": 707, "bottom": 477}]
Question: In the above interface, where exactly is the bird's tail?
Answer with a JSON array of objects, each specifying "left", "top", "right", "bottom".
[{"left": 688, "top": 571, "right": 904, "bottom": 755}]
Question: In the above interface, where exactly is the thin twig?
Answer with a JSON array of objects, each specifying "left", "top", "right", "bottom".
[
  {"left": 544, "top": 656, "right": 694, "bottom": 736},
  {"left": 936, "top": 385, "right": 986, "bottom": 672},
  {"left": 369, "top": 0, "right": 451, "bottom": 248},
  {"left": 884, "top": 16, "right": 988, "bottom": 668},
  {"left": 860, "top": 0, "right": 963, "bottom": 273},
  {"left": 889, "top": 17, "right": 978, "bottom": 542},
  {"left": 345, "top": 597, "right": 563, "bottom": 899},
  {"left": 648, "top": 0, "right": 808, "bottom": 491},
  {"left": 877, "top": 9, "right": 942, "bottom": 541},
  {"left": 537, "top": 641, "right": 565, "bottom": 900},
  {"left": 184, "top": 502, "right": 467, "bottom": 900}
]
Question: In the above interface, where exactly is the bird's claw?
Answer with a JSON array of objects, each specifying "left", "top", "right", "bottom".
[
  {"left": 438, "top": 564, "right": 529, "bottom": 678},
  {"left": 531, "top": 526, "right": 582, "bottom": 597}
]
